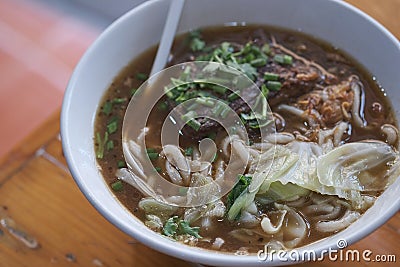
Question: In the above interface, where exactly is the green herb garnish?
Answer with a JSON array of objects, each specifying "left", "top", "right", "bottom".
[
  {"left": 95, "top": 131, "right": 109, "bottom": 159},
  {"left": 261, "top": 84, "right": 270, "bottom": 98},
  {"left": 266, "top": 81, "right": 282, "bottom": 91},
  {"left": 163, "top": 216, "right": 201, "bottom": 239},
  {"left": 185, "top": 146, "right": 193, "bottom": 156},
  {"left": 102, "top": 101, "right": 113, "bottom": 116},
  {"left": 131, "top": 88, "right": 138, "bottom": 96},
  {"left": 146, "top": 148, "right": 159, "bottom": 160},
  {"left": 264, "top": 72, "right": 279, "bottom": 81},
  {"left": 136, "top": 73, "right": 148, "bottom": 81},
  {"left": 111, "top": 180, "right": 123, "bottom": 191},
  {"left": 274, "top": 54, "right": 293, "bottom": 65},
  {"left": 158, "top": 101, "right": 168, "bottom": 111},
  {"left": 187, "top": 119, "right": 201, "bottom": 131},
  {"left": 117, "top": 160, "right": 126, "bottom": 168},
  {"left": 112, "top": 97, "right": 127, "bottom": 104},
  {"left": 107, "top": 118, "right": 118, "bottom": 134},
  {"left": 106, "top": 140, "right": 114, "bottom": 151}
]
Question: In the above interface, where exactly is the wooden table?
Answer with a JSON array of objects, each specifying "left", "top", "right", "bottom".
[{"left": 1, "top": 1, "right": 399, "bottom": 266}]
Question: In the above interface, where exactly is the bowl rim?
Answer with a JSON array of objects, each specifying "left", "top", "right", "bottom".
[{"left": 61, "top": 0, "right": 400, "bottom": 266}]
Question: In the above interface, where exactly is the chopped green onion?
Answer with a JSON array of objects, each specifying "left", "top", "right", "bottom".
[
  {"left": 210, "top": 84, "right": 227, "bottom": 95},
  {"left": 178, "top": 187, "right": 188, "bottom": 195},
  {"left": 170, "top": 77, "right": 186, "bottom": 87},
  {"left": 244, "top": 53, "right": 255, "bottom": 63},
  {"left": 212, "top": 102, "right": 224, "bottom": 115},
  {"left": 112, "top": 98, "right": 127, "bottom": 104},
  {"left": 195, "top": 97, "right": 214, "bottom": 107},
  {"left": 117, "top": 160, "right": 126, "bottom": 168},
  {"left": 181, "top": 111, "right": 197, "bottom": 122},
  {"left": 250, "top": 58, "right": 267, "bottom": 67},
  {"left": 241, "top": 113, "right": 256, "bottom": 121},
  {"left": 106, "top": 140, "right": 114, "bottom": 151},
  {"left": 131, "top": 88, "right": 138, "bottom": 96},
  {"left": 274, "top": 54, "right": 293, "bottom": 65},
  {"left": 283, "top": 54, "right": 293, "bottom": 65},
  {"left": 228, "top": 92, "right": 240, "bottom": 101},
  {"left": 262, "top": 43, "right": 271, "bottom": 55},
  {"left": 266, "top": 81, "right": 282, "bottom": 91},
  {"left": 111, "top": 180, "right": 123, "bottom": 191},
  {"left": 249, "top": 119, "right": 273, "bottom": 129},
  {"left": 107, "top": 119, "right": 118, "bottom": 134},
  {"left": 207, "top": 132, "right": 217, "bottom": 140},
  {"left": 165, "top": 87, "right": 175, "bottom": 99},
  {"left": 154, "top": 167, "right": 162, "bottom": 173},
  {"left": 158, "top": 101, "right": 168, "bottom": 111},
  {"left": 185, "top": 146, "right": 193, "bottom": 156},
  {"left": 190, "top": 38, "right": 206, "bottom": 52},
  {"left": 264, "top": 72, "right": 279, "bottom": 81},
  {"left": 273, "top": 54, "right": 285, "bottom": 64},
  {"left": 220, "top": 105, "right": 230, "bottom": 119},
  {"left": 187, "top": 119, "right": 201, "bottom": 131},
  {"left": 147, "top": 152, "right": 159, "bottom": 160},
  {"left": 261, "top": 84, "right": 270, "bottom": 98},
  {"left": 102, "top": 101, "right": 113, "bottom": 116},
  {"left": 186, "top": 102, "right": 199, "bottom": 111},
  {"left": 96, "top": 131, "right": 109, "bottom": 159},
  {"left": 146, "top": 148, "right": 156, "bottom": 153},
  {"left": 136, "top": 73, "right": 148, "bottom": 81}
]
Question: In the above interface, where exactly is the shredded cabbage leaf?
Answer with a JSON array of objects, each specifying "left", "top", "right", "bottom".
[{"left": 227, "top": 141, "right": 399, "bottom": 220}]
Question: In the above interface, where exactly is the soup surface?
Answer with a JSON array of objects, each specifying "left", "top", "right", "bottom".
[{"left": 94, "top": 25, "right": 399, "bottom": 253}]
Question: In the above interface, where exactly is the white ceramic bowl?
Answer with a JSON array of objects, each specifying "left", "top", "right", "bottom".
[{"left": 61, "top": 0, "right": 400, "bottom": 266}]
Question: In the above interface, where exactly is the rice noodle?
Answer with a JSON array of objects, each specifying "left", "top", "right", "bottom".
[
  {"left": 315, "top": 210, "right": 360, "bottom": 232},
  {"left": 265, "top": 132, "right": 295, "bottom": 144},
  {"left": 212, "top": 238, "right": 225, "bottom": 250},
  {"left": 261, "top": 210, "right": 287, "bottom": 234},
  {"left": 381, "top": 124, "right": 398, "bottom": 145},
  {"left": 192, "top": 147, "right": 200, "bottom": 160},
  {"left": 122, "top": 141, "right": 145, "bottom": 178},
  {"left": 162, "top": 144, "right": 191, "bottom": 184},
  {"left": 214, "top": 160, "right": 225, "bottom": 182},
  {"left": 313, "top": 202, "right": 342, "bottom": 221},
  {"left": 285, "top": 196, "right": 310, "bottom": 207},
  {"left": 310, "top": 192, "right": 334, "bottom": 204},
  {"left": 350, "top": 76, "right": 366, "bottom": 127},
  {"left": 251, "top": 142, "right": 274, "bottom": 151},
  {"left": 239, "top": 211, "right": 259, "bottom": 227},
  {"left": 165, "top": 160, "right": 184, "bottom": 185},
  {"left": 116, "top": 168, "right": 162, "bottom": 199},
  {"left": 281, "top": 206, "right": 308, "bottom": 248},
  {"left": 278, "top": 104, "right": 304, "bottom": 117},
  {"left": 333, "top": 122, "right": 348, "bottom": 146},
  {"left": 231, "top": 139, "right": 250, "bottom": 164},
  {"left": 303, "top": 203, "right": 334, "bottom": 215}
]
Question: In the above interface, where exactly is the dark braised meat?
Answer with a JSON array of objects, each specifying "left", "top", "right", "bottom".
[{"left": 166, "top": 32, "right": 337, "bottom": 139}]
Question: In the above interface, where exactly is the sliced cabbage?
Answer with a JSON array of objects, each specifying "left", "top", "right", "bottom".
[
  {"left": 317, "top": 141, "right": 397, "bottom": 191},
  {"left": 227, "top": 140, "right": 399, "bottom": 220}
]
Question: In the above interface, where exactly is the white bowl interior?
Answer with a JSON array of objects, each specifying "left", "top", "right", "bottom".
[{"left": 61, "top": 0, "right": 400, "bottom": 266}]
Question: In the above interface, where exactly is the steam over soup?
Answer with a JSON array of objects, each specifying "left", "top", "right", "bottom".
[{"left": 94, "top": 25, "right": 399, "bottom": 253}]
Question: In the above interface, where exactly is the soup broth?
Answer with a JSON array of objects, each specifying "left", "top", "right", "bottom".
[{"left": 94, "top": 25, "right": 398, "bottom": 253}]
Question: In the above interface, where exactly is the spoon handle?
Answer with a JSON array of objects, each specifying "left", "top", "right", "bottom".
[{"left": 150, "top": 0, "right": 185, "bottom": 77}]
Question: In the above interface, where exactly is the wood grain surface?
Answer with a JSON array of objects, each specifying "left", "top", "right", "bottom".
[{"left": 0, "top": 0, "right": 399, "bottom": 266}]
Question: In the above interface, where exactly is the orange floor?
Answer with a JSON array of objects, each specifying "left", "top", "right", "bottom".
[{"left": 0, "top": 0, "right": 99, "bottom": 158}]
